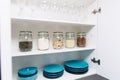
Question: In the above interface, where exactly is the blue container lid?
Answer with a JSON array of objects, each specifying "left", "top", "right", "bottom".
[
  {"left": 65, "top": 67, "right": 88, "bottom": 71},
  {"left": 64, "top": 60, "right": 88, "bottom": 69},
  {"left": 18, "top": 67, "right": 38, "bottom": 77},
  {"left": 65, "top": 68, "right": 88, "bottom": 72},
  {"left": 65, "top": 65, "right": 88, "bottom": 70},
  {"left": 43, "top": 71, "right": 63, "bottom": 79},
  {"left": 43, "top": 72, "right": 63, "bottom": 77},
  {"left": 43, "top": 73, "right": 63, "bottom": 78},
  {"left": 43, "top": 70, "right": 64, "bottom": 75},
  {"left": 43, "top": 64, "right": 64, "bottom": 73},
  {"left": 65, "top": 69, "right": 88, "bottom": 74}
]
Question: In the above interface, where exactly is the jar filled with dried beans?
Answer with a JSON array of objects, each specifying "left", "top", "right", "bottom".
[
  {"left": 77, "top": 32, "right": 86, "bottom": 47},
  {"left": 53, "top": 32, "right": 64, "bottom": 49}
]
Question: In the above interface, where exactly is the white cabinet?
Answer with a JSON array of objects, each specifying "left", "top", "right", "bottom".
[
  {"left": 1, "top": 0, "right": 99, "bottom": 80},
  {"left": 96, "top": 0, "right": 120, "bottom": 80}
]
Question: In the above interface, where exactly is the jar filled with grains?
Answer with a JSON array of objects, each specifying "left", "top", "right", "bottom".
[
  {"left": 38, "top": 31, "right": 49, "bottom": 50},
  {"left": 65, "top": 32, "right": 75, "bottom": 48},
  {"left": 53, "top": 32, "right": 64, "bottom": 49}
]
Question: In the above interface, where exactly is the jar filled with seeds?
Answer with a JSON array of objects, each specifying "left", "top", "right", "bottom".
[{"left": 19, "top": 31, "right": 33, "bottom": 52}]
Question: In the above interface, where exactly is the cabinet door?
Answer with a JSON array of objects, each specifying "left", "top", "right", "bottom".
[
  {"left": 97, "top": 0, "right": 120, "bottom": 80},
  {"left": 0, "top": 20, "right": 1, "bottom": 80},
  {"left": 84, "top": 0, "right": 99, "bottom": 69},
  {"left": 0, "top": 0, "right": 12, "bottom": 80}
]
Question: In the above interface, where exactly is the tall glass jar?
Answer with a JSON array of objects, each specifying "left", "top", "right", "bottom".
[
  {"left": 38, "top": 31, "right": 49, "bottom": 50},
  {"left": 53, "top": 32, "right": 64, "bottom": 49},
  {"left": 19, "top": 31, "right": 33, "bottom": 52},
  {"left": 65, "top": 32, "right": 75, "bottom": 48},
  {"left": 77, "top": 32, "right": 86, "bottom": 47}
]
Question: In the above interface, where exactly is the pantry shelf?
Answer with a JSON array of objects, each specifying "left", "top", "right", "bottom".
[
  {"left": 12, "top": 46, "right": 96, "bottom": 57},
  {"left": 13, "top": 67, "right": 96, "bottom": 80},
  {"left": 12, "top": 18, "right": 95, "bottom": 28}
]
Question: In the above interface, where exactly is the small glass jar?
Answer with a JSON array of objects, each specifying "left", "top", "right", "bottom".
[
  {"left": 65, "top": 32, "right": 75, "bottom": 48},
  {"left": 38, "top": 31, "right": 49, "bottom": 50},
  {"left": 77, "top": 32, "right": 86, "bottom": 47},
  {"left": 53, "top": 32, "right": 64, "bottom": 49},
  {"left": 19, "top": 31, "right": 32, "bottom": 52}
]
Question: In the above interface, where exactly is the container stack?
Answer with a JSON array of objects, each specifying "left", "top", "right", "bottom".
[
  {"left": 43, "top": 64, "right": 64, "bottom": 79},
  {"left": 64, "top": 60, "right": 89, "bottom": 74},
  {"left": 18, "top": 67, "right": 38, "bottom": 80}
]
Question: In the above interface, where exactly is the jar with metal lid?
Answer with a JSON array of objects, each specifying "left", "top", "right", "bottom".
[
  {"left": 19, "top": 31, "right": 33, "bottom": 52},
  {"left": 53, "top": 32, "right": 64, "bottom": 49},
  {"left": 38, "top": 31, "right": 49, "bottom": 50},
  {"left": 65, "top": 32, "right": 75, "bottom": 48},
  {"left": 77, "top": 32, "right": 86, "bottom": 47}
]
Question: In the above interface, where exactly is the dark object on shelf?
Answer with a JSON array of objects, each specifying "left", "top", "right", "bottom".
[
  {"left": 92, "top": 7, "right": 101, "bottom": 14},
  {"left": 19, "top": 41, "right": 32, "bottom": 52},
  {"left": 64, "top": 60, "right": 89, "bottom": 74},
  {"left": 76, "top": 74, "right": 109, "bottom": 80},
  {"left": 18, "top": 67, "right": 38, "bottom": 80},
  {"left": 43, "top": 64, "right": 64, "bottom": 79},
  {"left": 91, "top": 57, "right": 101, "bottom": 65}
]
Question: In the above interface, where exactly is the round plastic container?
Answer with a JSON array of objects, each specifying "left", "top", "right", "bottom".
[{"left": 18, "top": 67, "right": 38, "bottom": 80}]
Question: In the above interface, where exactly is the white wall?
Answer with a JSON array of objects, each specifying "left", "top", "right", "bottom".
[
  {"left": 0, "top": 0, "right": 12, "bottom": 80},
  {"left": 0, "top": 18, "right": 1, "bottom": 79},
  {"left": 0, "top": 3, "right": 1, "bottom": 76},
  {"left": 97, "top": 0, "right": 120, "bottom": 80}
]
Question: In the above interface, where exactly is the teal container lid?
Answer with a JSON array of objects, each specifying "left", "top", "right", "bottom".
[
  {"left": 18, "top": 67, "right": 38, "bottom": 77},
  {"left": 64, "top": 60, "right": 88, "bottom": 69},
  {"left": 43, "top": 64, "right": 64, "bottom": 73}
]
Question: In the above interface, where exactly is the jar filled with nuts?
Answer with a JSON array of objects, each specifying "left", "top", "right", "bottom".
[{"left": 53, "top": 32, "right": 64, "bottom": 49}]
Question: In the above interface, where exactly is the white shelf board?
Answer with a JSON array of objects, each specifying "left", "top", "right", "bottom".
[
  {"left": 13, "top": 67, "right": 96, "bottom": 80},
  {"left": 12, "top": 46, "right": 96, "bottom": 57},
  {"left": 11, "top": 17, "right": 95, "bottom": 27}
]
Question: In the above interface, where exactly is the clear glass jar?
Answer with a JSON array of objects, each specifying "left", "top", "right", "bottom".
[
  {"left": 19, "top": 31, "right": 32, "bottom": 52},
  {"left": 65, "top": 32, "right": 75, "bottom": 48},
  {"left": 53, "top": 32, "right": 64, "bottom": 49},
  {"left": 38, "top": 31, "right": 49, "bottom": 50},
  {"left": 77, "top": 32, "right": 86, "bottom": 47}
]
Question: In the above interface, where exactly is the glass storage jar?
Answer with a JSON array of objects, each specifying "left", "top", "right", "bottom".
[
  {"left": 38, "top": 31, "right": 49, "bottom": 50},
  {"left": 65, "top": 32, "right": 75, "bottom": 48},
  {"left": 77, "top": 32, "right": 86, "bottom": 47},
  {"left": 53, "top": 32, "right": 64, "bottom": 49},
  {"left": 19, "top": 31, "right": 32, "bottom": 52}
]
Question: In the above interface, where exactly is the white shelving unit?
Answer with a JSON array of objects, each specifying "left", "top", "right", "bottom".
[
  {"left": 12, "top": 18, "right": 96, "bottom": 57},
  {"left": 12, "top": 46, "right": 96, "bottom": 57},
  {"left": 12, "top": 18, "right": 96, "bottom": 27},
  {"left": 11, "top": 0, "right": 98, "bottom": 80}
]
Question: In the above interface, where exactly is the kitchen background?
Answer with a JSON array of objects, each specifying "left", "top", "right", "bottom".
[{"left": 0, "top": 0, "right": 120, "bottom": 80}]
